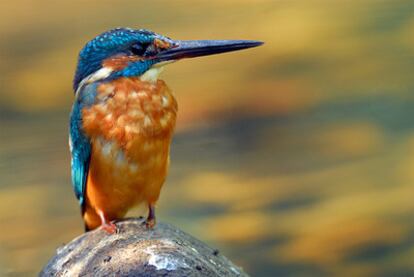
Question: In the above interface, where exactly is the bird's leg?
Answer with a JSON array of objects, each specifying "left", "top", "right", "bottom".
[
  {"left": 98, "top": 209, "right": 117, "bottom": 234},
  {"left": 145, "top": 203, "right": 156, "bottom": 229}
]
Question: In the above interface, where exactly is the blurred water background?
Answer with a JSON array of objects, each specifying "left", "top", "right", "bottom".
[{"left": 1, "top": 0, "right": 414, "bottom": 276}]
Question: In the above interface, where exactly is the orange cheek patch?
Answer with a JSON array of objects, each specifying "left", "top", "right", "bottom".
[
  {"left": 154, "top": 38, "right": 171, "bottom": 50},
  {"left": 102, "top": 55, "right": 141, "bottom": 71}
]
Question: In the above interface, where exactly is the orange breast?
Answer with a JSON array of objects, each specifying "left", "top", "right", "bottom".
[{"left": 81, "top": 78, "right": 177, "bottom": 228}]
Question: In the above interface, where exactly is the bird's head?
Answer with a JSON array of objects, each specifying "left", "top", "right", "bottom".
[{"left": 73, "top": 27, "right": 263, "bottom": 92}]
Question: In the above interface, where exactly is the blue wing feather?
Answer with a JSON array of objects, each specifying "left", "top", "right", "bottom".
[{"left": 69, "top": 83, "right": 97, "bottom": 209}]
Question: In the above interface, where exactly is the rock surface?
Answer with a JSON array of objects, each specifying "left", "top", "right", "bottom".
[{"left": 40, "top": 218, "right": 248, "bottom": 277}]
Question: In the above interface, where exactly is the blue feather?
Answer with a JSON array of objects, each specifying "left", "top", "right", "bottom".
[
  {"left": 111, "top": 59, "right": 156, "bottom": 79},
  {"left": 69, "top": 83, "right": 97, "bottom": 208}
]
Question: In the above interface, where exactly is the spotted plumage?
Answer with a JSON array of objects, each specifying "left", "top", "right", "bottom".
[
  {"left": 69, "top": 27, "right": 262, "bottom": 232},
  {"left": 80, "top": 78, "right": 177, "bottom": 230}
]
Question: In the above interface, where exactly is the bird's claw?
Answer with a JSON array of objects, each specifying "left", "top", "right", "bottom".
[
  {"left": 142, "top": 218, "right": 156, "bottom": 229},
  {"left": 101, "top": 221, "right": 118, "bottom": 234}
]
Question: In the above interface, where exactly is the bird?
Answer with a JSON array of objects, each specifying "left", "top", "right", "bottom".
[{"left": 69, "top": 27, "right": 263, "bottom": 233}]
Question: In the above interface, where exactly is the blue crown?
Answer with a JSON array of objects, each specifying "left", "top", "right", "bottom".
[{"left": 73, "top": 28, "right": 157, "bottom": 91}]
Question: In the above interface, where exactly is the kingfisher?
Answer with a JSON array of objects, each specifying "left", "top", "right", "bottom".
[{"left": 69, "top": 27, "right": 262, "bottom": 233}]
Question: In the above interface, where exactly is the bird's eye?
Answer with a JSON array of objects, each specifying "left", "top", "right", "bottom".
[{"left": 130, "top": 44, "right": 147, "bottom": 56}]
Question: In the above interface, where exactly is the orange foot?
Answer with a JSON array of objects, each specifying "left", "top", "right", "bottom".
[
  {"left": 101, "top": 221, "right": 117, "bottom": 234},
  {"left": 145, "top": 218, "right": 156, "bottom": 229},
  {"left": 97, "top": 209, "right": 117, "bottom": 234}
]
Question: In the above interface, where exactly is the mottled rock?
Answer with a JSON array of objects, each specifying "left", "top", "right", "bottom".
[{"left": 40, "top": 218, "right": 248, "bottom": 277}]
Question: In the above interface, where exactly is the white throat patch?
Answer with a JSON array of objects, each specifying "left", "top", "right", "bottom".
[
  {"left": 139, "top": 66, "right": 164, "bottom": 83},
  {"left": 139, "top": 61, "right": 176, "bottom": 83}
]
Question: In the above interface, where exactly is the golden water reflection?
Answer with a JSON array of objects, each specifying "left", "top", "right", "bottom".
[{"left": 1, "top": 1, "right": 414, "bottom": 276}]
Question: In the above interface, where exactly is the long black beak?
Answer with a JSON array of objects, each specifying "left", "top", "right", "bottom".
[{"left": 156, "top": 40, "right": 263, "bottom": 61}]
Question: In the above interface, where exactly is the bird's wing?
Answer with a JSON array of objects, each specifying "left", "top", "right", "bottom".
[{"left": 69, "top": 84, "right": 97, "bottom": 210}]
